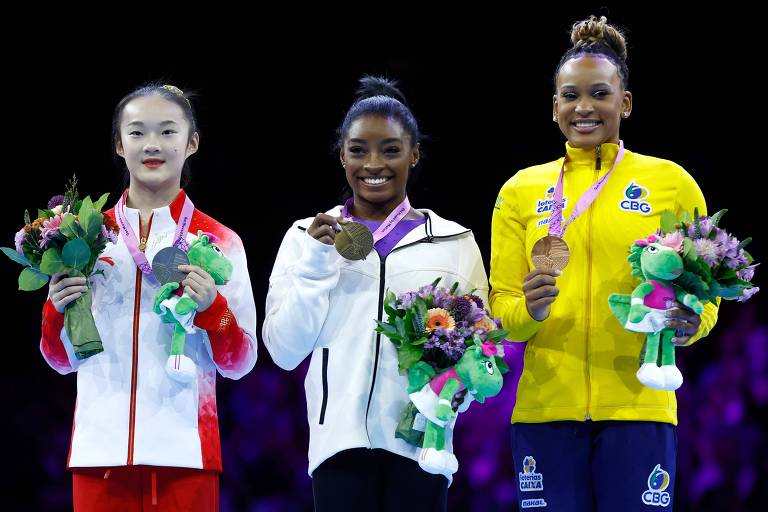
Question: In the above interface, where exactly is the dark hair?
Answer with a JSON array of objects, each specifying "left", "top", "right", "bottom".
[
  {"left": 554, "top": 15, "right": 629, "bottom": 90},
  {"left": 337, "top": 76, "right": 422, "bottom": 201},
  {"left": 336, "top": 75, "right": 421, "bottom": 149},
  {"left": 112, "top": 82, "right": 199, "bottom": 188}
]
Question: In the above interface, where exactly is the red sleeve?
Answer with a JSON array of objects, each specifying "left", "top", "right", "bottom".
[
  {"left": 40, "top": 299, "right": 73, "bottom": 373},
  {"left": 194, "top": 292, "right": 255, "bottom": 375}
]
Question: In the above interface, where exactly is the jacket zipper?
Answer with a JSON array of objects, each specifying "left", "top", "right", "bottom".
[
  {"left": 127, "top": 213, "right": 152, "bottom": 464},
  {"left": 584, "top": 147, "right": 600, "bottom": 420}
]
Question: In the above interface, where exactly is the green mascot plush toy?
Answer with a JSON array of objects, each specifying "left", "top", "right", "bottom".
[
  {"left": 609, "top": 235, "right": 703, "bottom": 391},
  {"left": 153, "top": 231, "right": 233, "bottom": 383},
  {"left": 397, "top": 341, "right": 503, "bottom": 476}
]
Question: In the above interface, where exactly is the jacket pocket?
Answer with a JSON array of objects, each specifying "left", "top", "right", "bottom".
[{"left": 319, "top": 347, "right": 329, "bottom": 424}]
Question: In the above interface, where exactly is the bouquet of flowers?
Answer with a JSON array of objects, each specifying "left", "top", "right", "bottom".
[
  {"left": 657, "top": 208, "right": 758, "bottom": 302},
  {"left": 608, "top": 208, "right": 758, "bottom": 391},
  {"left": 374, "top": 278, "right": 508, "bottom": 476},
  {"left": 2, "top": 176, "right": 119, "bottom": 359}
]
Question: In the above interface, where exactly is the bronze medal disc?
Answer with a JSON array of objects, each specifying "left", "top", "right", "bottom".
[
  {"left": 531, "top": 235, "right": 570, "bottom": 271},
  {"left": 334, "top": 221, "right": 374, "bottom": 261}
]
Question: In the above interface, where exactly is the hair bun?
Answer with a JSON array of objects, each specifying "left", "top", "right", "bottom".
[
  {"left": 354, "top": 75, "right": 408, "bottom": 105},
  {"left": 570, "top": 15, "right": 628, "bottom": 61}
]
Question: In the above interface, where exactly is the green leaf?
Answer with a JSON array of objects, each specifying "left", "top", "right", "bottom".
[
  {"left": 716, "top": 267, "right": 738, "bottom": 280},
  {"left": 62, "top": 239, "right": 91, "bottom": 270},
  {"left": 37, "top": 209, "right": 54, "bottom": 220},
  {"left": 486, "top": 329, "right": 508, "bottom": 343},
  {"left": 449, "top": 281, "right": 459, "bottom": 295},
  {"left": 737, "top": 237, "right": 752, "bottom": 251},
  {"left": 412, "top": 307, "right": 425, "bottom": 333},
  {"left": 40, "top": 247, "right": 66, "bottom": 275},
  {"left": 84, "top": 212, "right": 103, "bottom": 242},
  {"left": 710, "top": 209, "right": 727, "bottom": 227},
  {"left": 1, "top": 247, "right": 31, "bottom": 267},
  {"left": 59, "top": 214, "right": 78, "bottom": 238},
  {"left": 679, "top": 210, "right": 692, "bottom": 224},
  {"left": 430, "top": 277, "right": 442, "bottom": 287},
  {"left": 395, "top": 316, "right": 407, "bottom": 338},
  {"left": 92, "top": 192, "right": 110, "bottom": 212},
  {"left": 660, "top": 210, "right": 678, "bottom": 234},
  {"left": 24, "top": 210, "right": 31, "bottom": 225},
  {"left": 683, "top": 238, "right": 696, "bottom": 262},
  {"left": 397, "top": 343, "right": 424, "bottom": 372},
  {"left": 412, "top": 337, "right": 429, "bottom": 346},
  {"left": 18, "top": 267, "right": 49, "bottom": 291}
]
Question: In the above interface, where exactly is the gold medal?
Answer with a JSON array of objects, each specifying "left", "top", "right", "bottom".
[
  {"left": 531, "top": 235, "right": 570, "bottom": 271},
  {"left": 334, "top": 221, "right": 374, "bottom": 260}
]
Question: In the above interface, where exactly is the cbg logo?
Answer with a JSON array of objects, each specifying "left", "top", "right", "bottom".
[
  {"left": 619, "top": 181, "right": 652, "bottom": 214},
  {"left": 641, "top": 464, "right": 671, "bottom": 507}
]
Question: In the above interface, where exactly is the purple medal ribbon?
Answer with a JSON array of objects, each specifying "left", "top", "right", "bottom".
[
  {"left": 548, "top": 140, "right": 625, "bottom": 237},
  {"left": 115, "top": 192, "right": 195, "bottom": 283},
  {"left": 341, "top": 195, "right": 412, "bottom": 245}
]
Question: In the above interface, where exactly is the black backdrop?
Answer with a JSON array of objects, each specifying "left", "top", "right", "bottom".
[{"left": 2, "top": 6, "right": 764, "bottom": 511}]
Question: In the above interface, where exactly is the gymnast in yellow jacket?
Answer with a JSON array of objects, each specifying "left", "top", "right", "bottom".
[{"left": 489, "top": 15, "right": 718, "bottom": 511}]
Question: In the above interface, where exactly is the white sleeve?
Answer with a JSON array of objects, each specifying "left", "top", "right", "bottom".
[{"left": 262, "top": 225, "right": 342, "bottom": 370}]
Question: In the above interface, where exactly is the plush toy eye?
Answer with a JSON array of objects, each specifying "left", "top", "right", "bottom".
[
  {"left": 484, "top": 360, "right": 494, "bottom": 375},
  {"left": 213, "top": 246, "right": 222, "bottom": 255},
  {"left": 647, "top": 245, "right": 658, "bottom": 253}
]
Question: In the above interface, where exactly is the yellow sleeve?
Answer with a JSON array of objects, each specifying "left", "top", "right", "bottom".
[
  {"left": 674, "top": 165, "right": 719, "bottom": 346},
  {"left": 489, "top": 175, "right": 543, "bottom": 341}
]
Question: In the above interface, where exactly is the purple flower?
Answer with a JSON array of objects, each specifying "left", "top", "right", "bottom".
[
  {"left": 100, "top": 224, "right": 118, "bottom": 244},
  {"left": 466, "top": 294, "right": 485, "bottom": 310},
  {"left": 736, "top": 286, "right": 760, "bottom": 303},
  {"left": 14, "top": 228, "right": 26, "bottom": 255},
  {"left": 688, "top": 217, "right": 713, "bottom": 239},
  {"left": 417, "top": 285, "right": 435, "bottom": 301},
  {"left": 694, "top": 238, "right": 724, "bottom": 267},
  {"left": 47, "top": 195, "right": 64, "bottom": 209},
  {"left": 432, "top": 286, "right": 452, "bottom": 308},
  {"left": 737, "top": 264, "right": 759, "bottom": 282},
  {"left": 450, "top": 296, "right": 473, "bottom": 321},
  {"left": 468, "top": 301, "right": 486, "bottom": 322},
  {"left": 397, "top": 291, "right": 417, "bottom": 309},
  {"left": 724, "top": 249, "right": 748, "bottom": 270}
]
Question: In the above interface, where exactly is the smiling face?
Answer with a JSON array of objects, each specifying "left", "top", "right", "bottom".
[
  {"left": 115, "top": 94, "right": 199, "bottom": 191},
  {"left": 553, "top": 55, "right": 632, "bottom": 148},
  {"left": 340, "top": 115, "right": 419, "bottom": 218}
]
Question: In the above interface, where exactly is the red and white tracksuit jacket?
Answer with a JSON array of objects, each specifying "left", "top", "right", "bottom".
[{"left": 40, "top": 190, "right": 257, "bottom": 472}]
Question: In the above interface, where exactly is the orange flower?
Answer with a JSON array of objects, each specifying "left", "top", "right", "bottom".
[
  {"left": 23, "top": 224, "right": 31, "bottom": 233},
  {"left": 102, "top": 212, "right": 120, "bottom": 233},
  {"left": 426, "top": 308, "right": 456, "bottom": 332},
  {"left": 31, "top": 218, "right": 45, "bottom": 230},
  {"left": 474, "top": 316, "right": 497, "bottom": 332}
]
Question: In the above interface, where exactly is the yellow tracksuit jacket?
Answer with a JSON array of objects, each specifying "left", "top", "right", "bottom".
[{"left": 490, "top": 142, "right": 719, "bottom": 425}]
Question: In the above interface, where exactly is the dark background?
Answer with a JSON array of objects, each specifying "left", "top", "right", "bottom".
[{"left": 2, "top": 6, "right": 765, "bottom": 511}]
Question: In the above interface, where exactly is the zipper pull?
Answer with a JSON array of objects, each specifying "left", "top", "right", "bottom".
[
  {"left": 595, "top": 144, "right": 602, "bottom": 170},
  {"left": 139, "top": 236, "right": 147, "bottom": 252}
]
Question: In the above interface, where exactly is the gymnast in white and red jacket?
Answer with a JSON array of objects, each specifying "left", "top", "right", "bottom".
[{"left": 41, "top": 83, "right": 257, "bottom": 511}]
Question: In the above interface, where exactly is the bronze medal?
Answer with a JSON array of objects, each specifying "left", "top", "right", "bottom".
[
  {"left": 334, "top": 221, "right": 374, "bottom": 261},
  {"left": 531, "top": 235, "right": 570, "bottom": 271}
]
